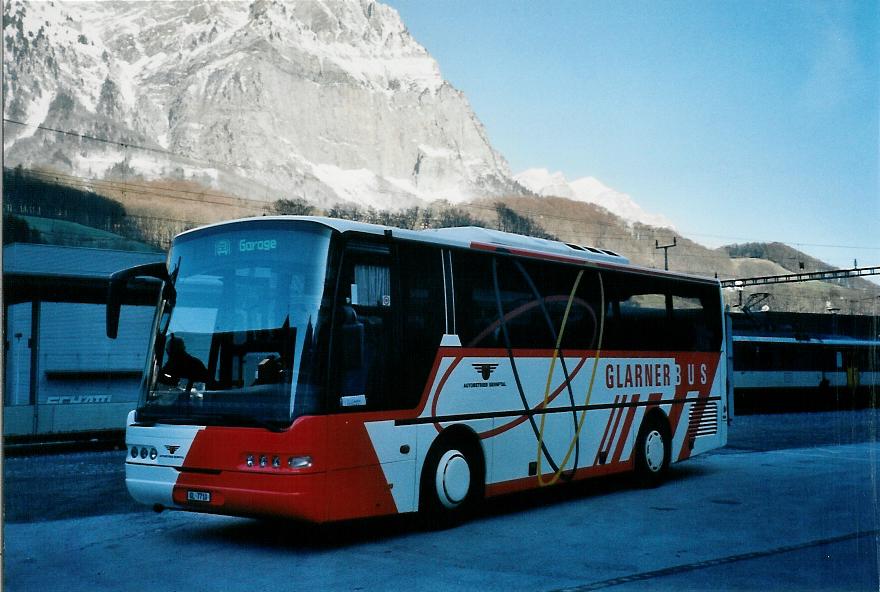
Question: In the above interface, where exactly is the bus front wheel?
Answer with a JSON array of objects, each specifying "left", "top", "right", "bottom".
[
  {"left": 634, "top": 414, "right": 671, "bottom": 487},
  {"left": 419, "top": 438, "right": 483, "bottom": 528}
]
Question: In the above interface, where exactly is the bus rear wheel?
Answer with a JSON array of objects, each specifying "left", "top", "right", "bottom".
[
  {"left": 634, "top": 414, "right": 671, "bottom": 487},
  {"left": 420, "top": 438, "right": 483, "bottom": 529}
]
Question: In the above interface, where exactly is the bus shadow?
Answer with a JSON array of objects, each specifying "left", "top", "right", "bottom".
[
  {"left": 189, "top": 512, "right": 419, "bottom": 550},
  {"left": 186, "top": 465, "right": 709, "bottom": 550},
  {"left": 478, "top": 464, "right": 708, "bottom": 521}
]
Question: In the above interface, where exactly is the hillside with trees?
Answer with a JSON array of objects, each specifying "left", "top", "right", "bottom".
[{"left": 3, "top": 168, "right": 877, "bottom": 315}]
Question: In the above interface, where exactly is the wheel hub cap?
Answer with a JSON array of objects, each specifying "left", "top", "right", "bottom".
[
  {"left": 644, "top": 430, "right": 664, "bottom": 472},
  {"left": 436, "top": 450, "right": 470, "bottom": 508}
]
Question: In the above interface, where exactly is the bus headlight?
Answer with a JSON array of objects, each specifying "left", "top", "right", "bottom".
[
  {"left": 245, "top": 452, "right": 310, "bottom": 470},
  {"left": 288, "top": 455, "right": 312, "bottom": 469},
  {"left": 150, "top": 447, "right": 158, "bottom": 460}
]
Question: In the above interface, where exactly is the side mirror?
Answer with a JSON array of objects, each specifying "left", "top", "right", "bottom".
[{"left": 107, "top": 262, "right": 171, "bottom": 339}]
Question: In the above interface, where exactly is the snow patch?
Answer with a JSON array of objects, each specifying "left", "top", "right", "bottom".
[
  {"left": 15, "top": 89, "right": 53, "bottom": 141},
  {"left": 312, "top": 163, "right": 380, "bottom": 200},
  {"left": 515, "top": 168, "right": 675, "bottom": 229}
]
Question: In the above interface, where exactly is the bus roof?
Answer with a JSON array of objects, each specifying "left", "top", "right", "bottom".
[{"left": 177, "top": 215, "right": 720, "bottom": 285}]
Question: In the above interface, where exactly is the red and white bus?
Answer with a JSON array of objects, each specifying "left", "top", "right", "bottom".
[{"left": 108, "top": 216, "right": 729, "bottom": 524}]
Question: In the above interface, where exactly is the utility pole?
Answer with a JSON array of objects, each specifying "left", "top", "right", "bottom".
[{"left": 655, "top": 237, "right": 677, "bottom": 271}]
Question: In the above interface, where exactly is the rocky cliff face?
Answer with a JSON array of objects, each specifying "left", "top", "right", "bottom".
[{"left": 3, "top": 0, "right": 522, "bottom": 209}]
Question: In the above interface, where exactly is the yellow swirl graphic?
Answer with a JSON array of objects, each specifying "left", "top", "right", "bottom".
[{"left": 536, "top": 271, "right": 605, "bottom": 486}]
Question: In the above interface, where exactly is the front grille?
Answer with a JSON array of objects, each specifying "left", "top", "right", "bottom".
[
  {"left": 688, "top": 400, "right": 718, "bottom": 437},
  {"left": 176, "top": 466, "right": 222, "bottom": 475}
]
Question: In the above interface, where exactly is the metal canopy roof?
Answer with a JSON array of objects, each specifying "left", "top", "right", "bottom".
[{"left": 3, "top": 243, "right": 165, "bottom": 280}]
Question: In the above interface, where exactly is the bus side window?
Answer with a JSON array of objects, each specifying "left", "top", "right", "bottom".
[
  {"left": 670, "top": 288, "right": 721, "bottom": 352},
  {"left": 602, "top": 272, "right": 670, "bottom": 351},
  {"left": 519, "top": 259, "right": 602, "bottom": 351},
  {"left": 396, "top": 244, "right": 445, "bottom": 409},
  {"left": 452, "top": 251, "right": 499, "bottom": 348},
  {"left": 455, "top": 254, "right": 603, "bottom": 351},
  {"left": 602, "top": 272, "right": 722, "bottom": 352},
  {"left": 454, "top": 252, "right": 557, "bottom": 349}
]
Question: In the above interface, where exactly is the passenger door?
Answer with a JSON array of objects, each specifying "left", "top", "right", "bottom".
[{"left": 334, "top": 239, "right": 396, "bottom": 411}]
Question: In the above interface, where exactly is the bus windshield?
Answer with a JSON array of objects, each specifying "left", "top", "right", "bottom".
[{"left": 137, "top": 222, "right": 333, "bottom": 430}]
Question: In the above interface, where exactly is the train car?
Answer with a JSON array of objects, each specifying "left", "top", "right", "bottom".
[
  {"left": 731, "top": 312, "right": 879, "bottom": 411},
  {"left": 3, "top": 243, "right": 162, "bottom": 444}
]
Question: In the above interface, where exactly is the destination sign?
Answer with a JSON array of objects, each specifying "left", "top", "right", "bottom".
[{"left": 214, "top": 237, "right": 279, "bottom": 256}]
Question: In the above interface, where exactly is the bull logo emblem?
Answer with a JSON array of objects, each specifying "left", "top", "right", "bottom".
[
  {"left": 165, "top": 445, "right": 181, "bottom": 455},
  {"left": 472, "top": 363, "right": 499, "bottom": 380}
]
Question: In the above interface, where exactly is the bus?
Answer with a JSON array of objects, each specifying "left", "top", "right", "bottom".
[{"left": 108, "top": 216, "right": 729, "bottom": 525}]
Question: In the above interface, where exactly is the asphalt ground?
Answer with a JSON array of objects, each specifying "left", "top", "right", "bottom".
[
  {"left": 5, "top": 409, "right": 879, "bottom": 524},
  {"left": 3, "top": 410, "right": 879, "bottom": 591}
]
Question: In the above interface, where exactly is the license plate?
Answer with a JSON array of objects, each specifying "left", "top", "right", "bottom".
[{"left": 187, "top": 490, "right": 211, "bottom": 503}]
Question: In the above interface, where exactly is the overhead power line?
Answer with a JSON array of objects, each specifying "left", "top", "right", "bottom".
[
  {"left": 24, "top": 169, "right": 264, "bottom": 210},
  {"left": 721, "top": 267, "right": 880, "bottom": 288},
  {"left": 4, "top": 118, "right": 175, "bottom": 156},
  {"left": 3, "top": 118, "right": 250, "bottom": 172}
]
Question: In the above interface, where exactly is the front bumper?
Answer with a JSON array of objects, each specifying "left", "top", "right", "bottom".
[{"left": 125, "top": 462, "right": 327, "bottom": 522}]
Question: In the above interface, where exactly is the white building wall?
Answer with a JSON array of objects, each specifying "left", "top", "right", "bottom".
[{"left": 37, "top": 303, "right": 155, "bottom": 405}]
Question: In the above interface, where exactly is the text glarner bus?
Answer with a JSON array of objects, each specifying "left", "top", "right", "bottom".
[{"left": 108, "top": 217, "right": 729, "bottom": 524}]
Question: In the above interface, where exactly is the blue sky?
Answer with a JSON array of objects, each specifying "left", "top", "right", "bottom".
[{"left": 389, "top": 0, "right": 879, "bottom": 271}]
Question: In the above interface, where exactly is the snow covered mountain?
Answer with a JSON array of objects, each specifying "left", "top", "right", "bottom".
[
  {"left": 3, "top": 0, "right": 520, "bottom": 209},
  {"left": 515, "top": 168, "right": 674, "bottom": 229}
]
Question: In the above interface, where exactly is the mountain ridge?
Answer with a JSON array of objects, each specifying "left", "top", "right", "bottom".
[{"left": 3, "top": 0, "right": 522, "bottom": 209}]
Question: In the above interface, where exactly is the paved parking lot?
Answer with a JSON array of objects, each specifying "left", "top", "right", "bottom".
[{"left": 4, "top": 410, "right": 879, "bottom": 591}]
